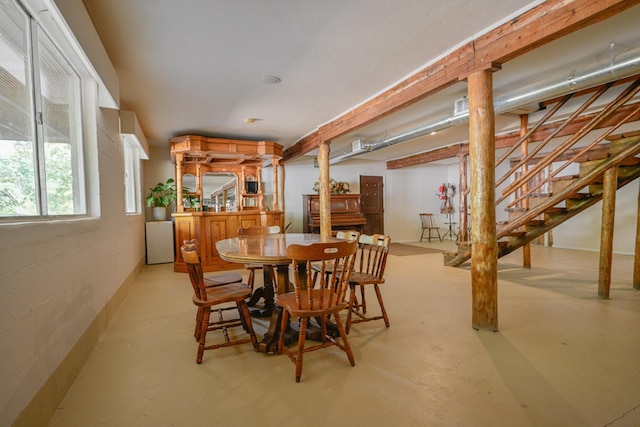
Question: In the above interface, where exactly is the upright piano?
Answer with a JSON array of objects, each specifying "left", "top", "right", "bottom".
[{"left": 302, "top": 194, "right": 367, "bottom": 233}]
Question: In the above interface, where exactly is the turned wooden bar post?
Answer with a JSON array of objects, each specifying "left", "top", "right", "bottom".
[
  {"left": 175, "top": 153, "right": 184, "bottom": 212},
  {"left": 598, "top": 166, "right": 618, "bottom": 298},
  {"left": 469, "top": 69, "right": 498, "bottom": 331},
  {"left": 317, "top": 141, "right": 332, "bottom": 238},
  {"left": 634, "top": 181, "right": 640, "bottom": 290}
]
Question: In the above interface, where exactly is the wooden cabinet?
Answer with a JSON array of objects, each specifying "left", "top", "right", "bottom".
[
  {"left": 170, "top": 135, "right": 285, "bottom": 272},
  {"left": 173, "top": 211, "right": 284, "bottom": 272}
]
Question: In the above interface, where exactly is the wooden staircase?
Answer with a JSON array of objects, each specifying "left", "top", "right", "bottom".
[{"left": 444, "top": 133, "right": 640, "bottom": 267}]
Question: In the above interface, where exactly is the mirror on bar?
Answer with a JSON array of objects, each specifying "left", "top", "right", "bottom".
[{"left": 202, "top": 172, "right": 237, "bottom": 211}]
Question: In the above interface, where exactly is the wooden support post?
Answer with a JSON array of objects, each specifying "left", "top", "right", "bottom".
[
  {"left": 278, "top": 163, "right": 285, "bottom": 213},
  {"left": 459, "top": 154, "right": 468, "bottom": 243},
  {"left": 469, "top": 70, "right": 498, "bottom": 331},
  {"left": 598, "top": 167, "right": 617, "bottom": 298},
  {"left": 317, "top": 141, "right": 332, "bottom": 238},
  {"left": 634, "top": 181, "right": 640, "bottom": 290},
  {"left": 520, "top": 115, "right": 531, "bottom": 268},
  {"left": 272, "top": 159, "right": 280, "bottom": 211}
]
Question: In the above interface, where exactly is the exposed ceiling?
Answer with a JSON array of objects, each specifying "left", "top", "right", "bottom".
[{"left": 81, "top": 0, "right": 640, "bottom": 164}]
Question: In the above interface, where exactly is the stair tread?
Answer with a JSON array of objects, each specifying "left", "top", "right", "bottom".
[
  {"left": 567, "top": 193, "right": 592, "bottom": 199},
  {"left": 502, "top": 231, "right": 526, "bottom": 237},
  {"left": 551, "top": 174, "right": 579, "bottom": 182},
  {"left": 545, "top": 207, "right": 567, "bottom": 213}
]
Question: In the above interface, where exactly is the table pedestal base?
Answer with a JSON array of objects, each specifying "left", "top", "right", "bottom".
[{"left": 257, "top": 307, "right": 297, "bottom": 353}]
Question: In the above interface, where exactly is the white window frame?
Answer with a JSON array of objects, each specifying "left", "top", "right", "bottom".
[
  {"left": 0, "top": 0, "right": 97, "bottom": 220},
  {"left": 123, "top": 134, "right": 142, "bottom": 215}
]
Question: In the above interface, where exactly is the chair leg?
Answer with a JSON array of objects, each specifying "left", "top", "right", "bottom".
[
  {"left": 360, "top": 285, "right": 367, "bottom": 313},
  {"left": 333, "top": 312, "right": 355, "bottom": 366},
  {"left": 295, "top": 316, "right": 308, "bottom": 382},
  {"left": 346, "top": 285, "right": 357, "bottom": 334},
  {"left": 237, "top": 300, "right": 259, "bottom": 350},
  {"left": 196, "top": 309, "right": 210, "bottom": 364},
  {"left": 247, "top": 268, "right": 255, "bottom": 292},
  {"left": 194, "top": 307, "right": 203, "bottom": 341},
  {"left": 374, "top": 284, "right": 390, "bottom": 327},
  {"left": 277, "top": 309, "right": 288, "bottom": 355}
]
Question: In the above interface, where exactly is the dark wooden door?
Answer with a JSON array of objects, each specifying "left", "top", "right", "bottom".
[{"left": 360, "top": 175, "right": 384, "bottom": 235}]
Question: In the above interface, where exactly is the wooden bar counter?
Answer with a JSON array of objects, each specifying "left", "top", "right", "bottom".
[{"left": 172, "top": 210, "right": 284, "bottom": 273}]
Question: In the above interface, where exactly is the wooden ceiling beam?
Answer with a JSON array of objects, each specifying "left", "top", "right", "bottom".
[
  {"left": 282, "top": 0, "right": 639, "bottom": 164},
  {"left": 282, "top": 131, "right": 321, "bottom": 163}
]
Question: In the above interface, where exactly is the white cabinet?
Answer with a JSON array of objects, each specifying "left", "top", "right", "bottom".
[{"left": 145, "top": 221, "right": 174, "bottom": 264}]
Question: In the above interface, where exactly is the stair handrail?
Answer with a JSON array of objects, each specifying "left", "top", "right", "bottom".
[
  {"left": 505, "top": 103, "right": 640, "bottom": 209},
  {"left": 496, "top": 134, "right": 640, "bottom": 239},
  {"left": 494, "top": 94, "right": 573, "bottom": 169},
  {"left": 498, "top": 79, "right": 640, "bottom": 204}
]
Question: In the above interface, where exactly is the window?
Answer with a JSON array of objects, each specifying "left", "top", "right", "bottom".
[
  {"left": 123, "top": 135, "right": 141, "bottom": 214},
  {"left": 0, "top": 0, "right": 85, "bottom": 217}
]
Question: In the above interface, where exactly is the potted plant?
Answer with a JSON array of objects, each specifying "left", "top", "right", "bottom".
[
  {"left": 182, "top": 188, "right": 200, "bottom": 211},
  {"left": 146, "top": 178, "right": 177, "bottom": 220}
]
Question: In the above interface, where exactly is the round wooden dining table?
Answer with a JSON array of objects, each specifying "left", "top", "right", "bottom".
[{"left": 216, "top": 233, "right": 343, "bottom": 353}]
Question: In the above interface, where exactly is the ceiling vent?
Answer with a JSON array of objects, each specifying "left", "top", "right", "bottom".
[
  {"left": 453, "top": 96, "right": 468, "bottom": 116},
  {"left": 351, "top": 139, "right": 365, "bottom": 152}
]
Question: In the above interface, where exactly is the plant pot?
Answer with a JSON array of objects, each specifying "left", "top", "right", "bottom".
[{"left": 152, "top": 206, "right": 167, "bottom": 221}]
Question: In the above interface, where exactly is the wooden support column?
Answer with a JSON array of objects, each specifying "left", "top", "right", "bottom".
[
  {"left": 634, "top": 181, "right": 640, "bottom": 290},
  {"left": 317, "top": 141, "right": 332, "bottom": 238},
  {"left": 468, "top": 69, "right": 498, "bottom": 331},
  {"left": 598, "top": 167, "right": 618, "bottom": 298},
  {"left": 520, "top": 115, "right": 531, "bottom": 268},
  {"left": 279, "top": 163, "right": 286, "bottom": 213},
  {"left": 459, "top": 154, "right": 469, "bottom": 243},
  {"left": 272, "top": 158, "right": 280, "bottom": 211}
]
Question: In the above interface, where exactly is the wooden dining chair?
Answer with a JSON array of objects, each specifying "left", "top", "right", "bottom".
[
  {"left": 182, "top": 239, "right": 245, "bottom": 340},
  {"left": 181, "top": 243, "right": 258, "bottom": 364},
  {"left": 238, "top": 225, "right": 280, "bottom": 292},
  {"left": 345, "top": 234, "right": 391, "bottom": 333},
  {"left": 419, "top": 213, "right": 442, "bottom": 242},
  {"left": 183, "top": 239, "right": 243, "bottom": 288},
  {"left": 277, "top": 240, "right": 358, "bottom": 382},
  {"left": 311, "top": 230, "right": 360, "bottom": 287}
]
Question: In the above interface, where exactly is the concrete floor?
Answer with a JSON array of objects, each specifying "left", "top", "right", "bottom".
[{"left": 47, "top": 242, "right": 640, "bottom": 427}]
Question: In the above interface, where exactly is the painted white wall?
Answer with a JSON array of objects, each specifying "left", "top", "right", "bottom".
[
  {"left": 280, "top": 153, "right": 638, "bottom": 251},
  {"left": 282, "top": 156, "right": 454, "bottom": 241},
  {"left": 554, "top": 180, "right": 638, "bottom": 255},
  {"left": 0, "top": 3, "right": 146, "bottom": 423},
  {"left": 0, "top": 106, "right": 147, "bottom": 424}
]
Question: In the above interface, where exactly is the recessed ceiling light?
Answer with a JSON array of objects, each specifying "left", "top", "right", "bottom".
[
  {"left": 244, "top": 117, "right": 262, "bottom": 124},
  {"left": 262, "top": 75, "right": 281, "bottom": 84}
]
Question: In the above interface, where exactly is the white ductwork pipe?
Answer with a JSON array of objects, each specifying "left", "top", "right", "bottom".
[{"left": 330, "top": 44, "right": 640, "bottom": 163}]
